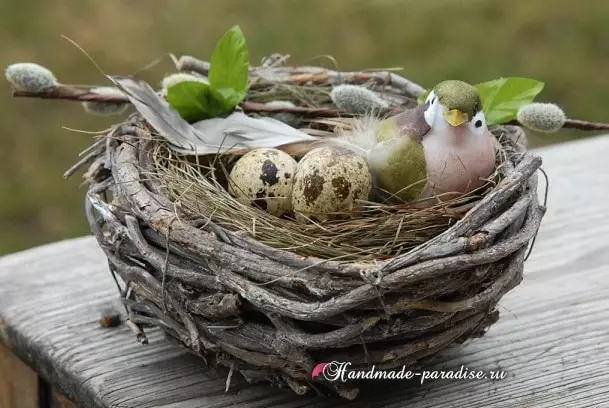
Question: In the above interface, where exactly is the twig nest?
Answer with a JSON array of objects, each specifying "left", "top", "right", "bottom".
[
  {"left": 228, "top": 148, "right": 297, "bottom": 217},
  {"left": 70, "top": 57, "right": 543, "bottom": 399},
  {"left": 292, "top": 145, "right": 372, "bottom": 223}
]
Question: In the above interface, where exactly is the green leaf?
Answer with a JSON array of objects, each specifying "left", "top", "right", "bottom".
[
  {"left": 166, "top": 81, "right": 225, "bottom": 122},
  {"left": 208, "top": 25, "right": 249, "bottom": 109},
  {"left": 165, "top": 26, "right": 250, "bottom": 121},
  {"left": 476, "top": 77, "right": 545, "bottom": 125},
  {"left": 211, "top": 87, "right": 244, "bottom": 111}
]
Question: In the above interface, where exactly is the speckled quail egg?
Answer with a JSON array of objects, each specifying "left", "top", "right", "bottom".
[
  {"left": 228, "top": 148, "right": 297, "bottom": 217},
  {"left": 292, "top": 145, "right": 372, "bottom": 223}
]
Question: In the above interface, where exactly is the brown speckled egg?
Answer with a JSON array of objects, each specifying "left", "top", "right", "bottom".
[
  {"left": 228, "top": 148, "right": 297, "bottom": 217},
  {"left": 292, "top": 145, "right": 372, "bottom": 223}
]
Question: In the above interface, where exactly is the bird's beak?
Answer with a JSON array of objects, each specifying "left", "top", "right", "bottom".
[{"left": 443, "top": 109, "right": 467, "bottom": 127}]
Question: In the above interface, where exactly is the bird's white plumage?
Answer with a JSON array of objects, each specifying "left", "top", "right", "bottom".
[
  {"left": 423, "top": 90, "right": 439, "bottom": 127},
  {"left": 467, "top": 110, "right": 487, "bottom": 137}
]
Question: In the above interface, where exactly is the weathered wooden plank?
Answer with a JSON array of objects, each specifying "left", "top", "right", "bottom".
[
  {"left": 1, "top": 135, "right": 609, "bottom": 407},
  {"left": 0, "top": 344, "right": 38, "bottom": 408}
]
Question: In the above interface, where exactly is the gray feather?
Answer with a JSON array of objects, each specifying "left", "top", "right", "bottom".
[
  {"left": 107, "top": 75, "right": 210, "bottom": 151},
  {"left": 192, "top": 112, "right": 317, "bottom": 151},
  {"left": 107, "top": 75, "right": 318, "bottom": 155}
]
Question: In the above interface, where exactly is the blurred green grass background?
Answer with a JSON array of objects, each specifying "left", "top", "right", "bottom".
[{"left": 1, "top": 0, "right": 607, "bottom": 255}]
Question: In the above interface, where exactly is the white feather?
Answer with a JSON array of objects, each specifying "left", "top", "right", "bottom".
[{"left": 322, "top": 115, "right": 382, "bottom": 157}]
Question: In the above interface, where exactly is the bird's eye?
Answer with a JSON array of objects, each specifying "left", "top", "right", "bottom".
[{"left": 469, "top": 111, "right": 486, "bottom": 135}]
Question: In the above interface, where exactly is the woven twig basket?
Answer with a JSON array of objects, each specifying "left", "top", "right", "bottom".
[{"left": 82, "top": 66, "right": 544, "bottom": 400}]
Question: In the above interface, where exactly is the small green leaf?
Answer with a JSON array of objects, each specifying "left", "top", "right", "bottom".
[
  {"left": 476, "top": 77, "right": 545, "bottom": 125},
  {"left": 165, "top": 26, "right": 250, "bottom": 121},
  {"left": 166, "top": 81, "right": 225, "bottom": 122},
  {"left": 211, "top": 87, "right": 245, "bottom": 111},
  {"left": 208, "top": 25, "right": 249, "bottom": 109}
]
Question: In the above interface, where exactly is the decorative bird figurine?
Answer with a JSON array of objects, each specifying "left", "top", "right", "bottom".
[{"left": 336, "top": 80, "right": 496, "bottom": 203}]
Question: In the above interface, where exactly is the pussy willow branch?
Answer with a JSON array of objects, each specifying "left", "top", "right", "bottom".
[
  {"left": 11, "top": 86, "right": 397, "bottom": 117},
  {"left": 504, "top": 119, "right": 609, "bottom": 131},
  {"left": 12, "top": 86, "right": 128, "bottom": 103},
  {"left": 11, "top": 86, "right": 609, "bottom": 131}
]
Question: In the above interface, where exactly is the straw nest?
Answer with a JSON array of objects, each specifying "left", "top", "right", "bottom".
[{"left": 81, "top": 56, "right": 545, "bottom": 399}]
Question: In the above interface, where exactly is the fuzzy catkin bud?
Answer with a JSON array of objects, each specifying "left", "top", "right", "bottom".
[
  {"left": 331, "top": 84, "right": 389, "bottom": 114},
  {"left": 161, "top": 73, "right": 208, "bottom": 90},
  {"left": 265, "top": 100, "right": 296, "bottom": 109},
  {"left": 81, "top": 86, "right": 129, "bottom": 116},
  {"left": 5, "top": 62, "right": 58, "bottom": 92},
  {"left": 516, "top": 103, "right": 566, "bottom": 133}
]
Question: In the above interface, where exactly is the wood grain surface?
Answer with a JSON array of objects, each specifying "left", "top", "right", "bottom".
[{"left": 1, "top": 135, "right": 609, "bottom": 408}]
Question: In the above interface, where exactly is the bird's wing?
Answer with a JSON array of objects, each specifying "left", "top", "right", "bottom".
[
  {"left": 394, "top": 103, "right": 431, "bottom": 142},
  {"left": 367, "top": 130, "right": 427, "bottom": 202},
  {"left": 367, "top": 105, "right": 430, "bottom": 202}
]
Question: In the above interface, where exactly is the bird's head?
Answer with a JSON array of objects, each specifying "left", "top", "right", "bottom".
[{"left": 423, "top": 80, "right": 486, "bottom": 137}]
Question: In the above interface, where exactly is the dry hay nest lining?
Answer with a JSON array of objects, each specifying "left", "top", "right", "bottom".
[{"left": 82, "top": 59, "right": 545, "bottom": 399}]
